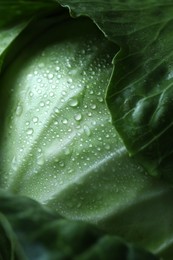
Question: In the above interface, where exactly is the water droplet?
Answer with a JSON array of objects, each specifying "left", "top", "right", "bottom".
[
  {"left": 38, "top": 63, "right": 45, "bottom": 68},
  {"left": 55, "top": 66, "right": 60, "bottom": 71},
  {"left": 69, "top": 69, "right": 78, "bottom": 75},
  {"left": 16, "top": 104, "right": 23, "bottom": 116},
  {"left": 11, "top": 156, "right": 18, "bottom": 171},
  {"left": 29, "top": 91, "right": 33, "bottom": 97},
  {"left": 37, "top": 78, "right": 42, "bottom": 83},
  {"left": 40, "top": 101, "right": 45, "bottom": 107},
  {"left": 91, "top": 104, "right": 97, "bottom": 110},
  {"left": 83, "top": 125, "right": 91, "bottom": 136},
  {"left": 50, "top": 92, "right": 54, "bottom": 97},
  {"left": 33, "top": 117, "right": 38, "bottom": 123},
  {"left": 37, "top": 154, "right": 44, "bottom": 165},
  {"left": 48, "top": 73, "right": 54, "bottom": 79},
  {"left": 27, "top": 128, "right": 34, "bottom": 135},
  {"left": 54, "top": 108, "right": 60, "bottom": 114},
  {"left": 62, "top": 118, "right": 68, "bottom": 124},
  {"left": 105, "top": 144, "right": 111, "bottom": 150},
  {"left": 67, "top": 78, "right": 73, "bottom": 84},
  {"left": 62, "top": 91, "right": 66, "bottom": 96},
  {"left": 69, "top": 98, "right": 78, "bottom": 107},
  {"left": 74, "top": 113, "right": 82, "bottom": 121},
  {"left": 97, "top": 97, "right": 103, "bottom": 102},
  {"left": 59, "top": 161, "right": 65, "bottom": 167}
]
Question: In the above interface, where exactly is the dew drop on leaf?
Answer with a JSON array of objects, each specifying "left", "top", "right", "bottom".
[
  {"left": 69, "top": 98, "right": 78, "bottom": 107},
  {"left": 105, "top": 144, "right": 111, "bottom": 150},
  {"left": 54, "top": 108, "right": 60, "bottom": 114},
  {"left": 48, "top": 73, "right": 54, "bottom": 79},
  {"left": 62, "top": 118, "right": 68, "bottom": 124},
  {"left": 67, "top": 78, "right": 73, "bottom": 84},
  {"left": 55, "top": 66, "right": 60, "bottom": 71},
  {"left": 40, "top": 101, "right": 45, "bottom": 107},
  {"left": 26, "top": 128, "right": 34, "bottom": 135},
  {"left": 49, "top": 92, "right": 54, "bottom": 97},
  {"left": 59, "top": 161, "right": 65, "bottom": 167},
  {"left": 83, "top": 125, "right": 91, "bottom": 136},
  {"left": 38, "top": 62, "right": 45, "bottom": 68},
  {"left": 16, "top": 104, "right": 23, "bottom": 116},
  {"left": 11, "top": 156, "right": 18, "bottom": 171},
  {"left": 37, "top": 154, "right": 45, "bottom": 166},
  {"left": 74, "top": 113, "right": 82, "bottom": 121},
  {"left": 91, "top": 104, "right": 97, "bottom": 110},
  {"left": 33, "top": 117, "right": 38, "bottom": 123}
]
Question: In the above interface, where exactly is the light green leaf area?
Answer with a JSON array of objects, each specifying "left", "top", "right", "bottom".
[
  {"left": 0, "top": 17, "right": 120, "bottom": 199},
  {"left": 58, "top": 0, "right": 173, "bottom": 183},
  {"left": 0, "top": 13, "right": 173, "bottom": 256}
]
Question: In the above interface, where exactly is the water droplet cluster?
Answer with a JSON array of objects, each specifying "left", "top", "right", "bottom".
[{"left": 0, "top": 19, "right": 126, "bottom": 205}]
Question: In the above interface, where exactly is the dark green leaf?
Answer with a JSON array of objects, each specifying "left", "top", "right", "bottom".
[
  {"left": 0, "top": 190, "right": 158, "bottom": 260},
  {"left": 0, "top": 0, "right": 59, "bottom": 28}
]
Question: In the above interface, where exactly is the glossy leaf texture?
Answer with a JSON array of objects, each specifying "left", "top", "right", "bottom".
[
  {"left": 58, "top": 0, "right": 173, "bottom": 183},
  {"left": 0, "top": 5, "right": 173, "bottom": 258},
  {"left": 0, "top": 190, "right": 159, "bottom": 260}
]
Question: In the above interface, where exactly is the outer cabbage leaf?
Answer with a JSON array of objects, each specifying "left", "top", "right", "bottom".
[
  {"left": 0, "top": 7, "right": 173, "bottom": 258},
  {"left": 0, "top": 0, "right": 59, "bottom": 28},
  {"left": 0, "top": 190, "right": 158, "bottom": 260},
  {"left": 0, "top": 1, "right": 63, "bottom": 71},
  {"left": 57, "top": 0, "right": 173, "bottom": 183}
]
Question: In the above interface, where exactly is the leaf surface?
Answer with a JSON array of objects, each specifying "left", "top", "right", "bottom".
[
  {"left": 57, "top": 0, "right": 173, "bottom": 183},
  {"left": 0, "top": 190, "right": 159, "bottom": 260}
]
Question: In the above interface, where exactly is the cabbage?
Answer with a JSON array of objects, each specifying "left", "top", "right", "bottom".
[{"left": 0, "top": 1, "right": 173, "bottom": 259}]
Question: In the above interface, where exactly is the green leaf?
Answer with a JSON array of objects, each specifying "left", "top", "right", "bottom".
[
  {"left": 57, "top": 0, "right": 173, "bottom": 183},
  {"left": 0, "top": 14, "right": 119, "bottom": 196},
  {"left": 0, "top": 0, "right": 59, "bottom": 28},
  {"left": 0, "top": 213, "right": 26, "bottom": 260},
  {"left": 0, "top": 190, "right": 159, "bottom": 260},
  {"left": 0, "top": 23, "right": 26, "bottom": 57},
  {"left": 0, "top": 1, "right": 63, "bottom": 72}
]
